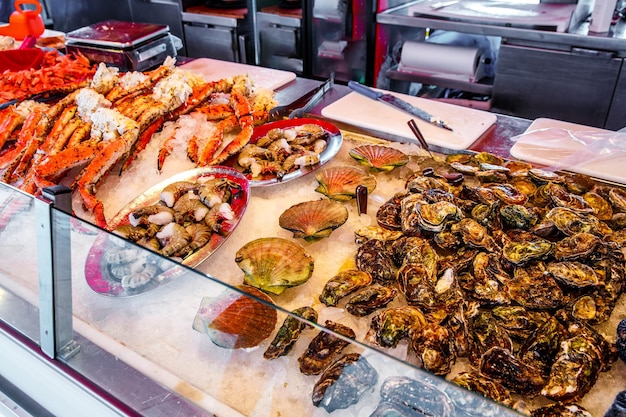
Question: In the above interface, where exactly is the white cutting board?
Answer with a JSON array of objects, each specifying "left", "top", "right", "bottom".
[
  {"left": 510, "top": 117, "right": 626, "bottom": 184},
  {"left": 321, "top": 91, "right": 496, "bottom": 150},
  {"left": 181, "top": 58, "right": 296, "bottom": 91}
]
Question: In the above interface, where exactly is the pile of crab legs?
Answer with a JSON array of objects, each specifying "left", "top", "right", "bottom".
[{"left": 0, "top": 56, "right": 275, "bottom": 229}]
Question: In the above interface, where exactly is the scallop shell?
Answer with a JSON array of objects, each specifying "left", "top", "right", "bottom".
[
  {"left": 279, "top": 199, "right": 349, "bottom": 241},
  {"left": 192, "top": 285, "right": 278, "bottom": 349},
  {"left": 348, "top": 144, "right": 408, "bottom": 172},
  {"left": 235, "top": 237, "right": 314, "bottom": 295},
  {"left": 315, "top": 166, "right": 376, "bottom": 201}
]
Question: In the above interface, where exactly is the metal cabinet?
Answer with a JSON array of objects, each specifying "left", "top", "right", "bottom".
[{"left": 492, "top": 43, "right": 623, "bottom": 128}]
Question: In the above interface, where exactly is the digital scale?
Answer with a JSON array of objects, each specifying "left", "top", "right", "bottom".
[{"left": 65, "top": 20, "right": 182, "bottom": 71}]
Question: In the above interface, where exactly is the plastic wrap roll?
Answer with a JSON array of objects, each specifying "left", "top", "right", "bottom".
[{"left": 398, "top": 41, "right": 482, "bottom": 81}]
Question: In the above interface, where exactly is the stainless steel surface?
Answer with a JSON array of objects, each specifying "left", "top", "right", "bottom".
[
  {"left": 491, "top": 42, "right": 622, "bottom": 128},
  {"left": 378, "top": 0, "right": 626, "bottom": 55}
]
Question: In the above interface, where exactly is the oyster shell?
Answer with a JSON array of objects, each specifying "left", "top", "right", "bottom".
[
  {"left": 546, "top": 261, "right": 601, "bottom": 289},
  {"left": 369, "top": 306, "right": 427, "bottom": 348},
  {"left": 418, "top": 201, "right": 464, "bottom": 232},
  {"left": 311, "top": 353, "right": 378, "bottom": 412},
  {"left": 263, "top": 306, "right": 317, "bottom": 360},
  {"left": 192, "top": 285, "right": 278, "bottom": 349},
  {"left": 235, "top": 237, "right": 314, "bottom": 295},
  {"left": 451, "top": 218, "right": 499, "bottom": 252},
  {"left": 279, "top": 198, "right": 348, "bottom": 241},
  {"left": 319, "top": 269, "right": 373, "bottom": 307},
  {"left": 348, "top": 144, "right": 409, "bottom": 172},
  {"left": 518, "top": 316, "right": 568, "bottom": 378},
  {"left": 450, "top": 371, "right": 513, "bottom": 408},
  {"left": 583, "top": 191, "right": 613, "bottom": 220},
  {"left": 509, "top": 262, "right": 563, "bottom": 310},
  {"left": 546, "top": 207, "right": 610, "bottom": 236},
  {"left": 345, "top": 284, "right": 397, "bottom": 316},
  {"left": 499, "top": 204, "right": 538, "bottom": 230},
  {"left": 355, "top": 239, "right": 396, "bottom": 283},
  {"left": 502, "top": 236, "right": 554, "bottom": 265},
  {"left": 410, "top": 322, "right": 456, "bottom": 375},
  {"left": 553, "top": 232, "right": 601, "bottom": 261},
  {"left": 298, "top": 320, "right": 356, "bottom": 375},
  {"left": 468, "top": 310, "right": 513, "bottom": 365},
  {"left": 479, "top": 346, "right": 546, "bottom": 396},
  {"left": 541, "top": 335, "right": 602, "bottom": 401},
  {"left": 531, "top": 403, "right": 593, "bottom": 417},
  {"left": 315, "top": 166, "right": 376, "bottom": 201}
]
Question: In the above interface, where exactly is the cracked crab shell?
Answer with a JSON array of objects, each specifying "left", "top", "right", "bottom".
[
  {"left": 279, "top": 199, "right": 349, "bottom": 241},
  {"left": 348, "top": 144, "right": 409, "bottom": 172},
  {"left": 235, "top": 237, "right": 314, "bottom": 295},
  {"left": 315, "top": 166, "right": 376, "bottom": 201}
]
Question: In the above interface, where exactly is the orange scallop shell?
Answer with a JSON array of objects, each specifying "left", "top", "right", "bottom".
[
  {"left": 279, "top": 199, "right": 349, "bottom": 241},
  {"left": 315, "top": 166, "right": 377, "bottom": 201},
  {"left": 348, "top": 144, "right": 409, "bottom": 172},
  {"left": 193, "top": 285, "right": 278, "bottom": 349}
]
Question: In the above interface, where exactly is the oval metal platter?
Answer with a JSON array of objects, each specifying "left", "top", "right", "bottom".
[
  {"left": 227, "top": 118, "right": 343, "bottom": 187},
  {"left": 84, "top": 167, "right": 250, "bottom": 297}
]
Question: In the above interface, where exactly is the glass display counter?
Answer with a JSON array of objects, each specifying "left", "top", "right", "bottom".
[{"left": 0, "top": 180, "right": 523, "bottom": 417}]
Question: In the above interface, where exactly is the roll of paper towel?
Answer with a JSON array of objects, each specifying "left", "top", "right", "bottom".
[{"left": 398, "top": 41, "right": 483, "bottom": 82}]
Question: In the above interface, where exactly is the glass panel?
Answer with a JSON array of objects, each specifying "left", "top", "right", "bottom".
[
  {"left": 0, "top": 183, "right": 39, "bottom": 343},
  {"left": 61, "top": 210, "right": 521, "bottom": 417}
]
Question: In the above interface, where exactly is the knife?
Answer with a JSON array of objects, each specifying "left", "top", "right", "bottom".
[{"left": 348, "top": 81, "right": 453, "bottom": 131}]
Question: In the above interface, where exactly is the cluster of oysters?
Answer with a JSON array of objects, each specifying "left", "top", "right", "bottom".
[{"left": 314, "top": 149, "right": 626, "bottom": 416}]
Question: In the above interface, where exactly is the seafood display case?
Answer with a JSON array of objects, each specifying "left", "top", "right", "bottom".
[{"left": 0, "top": 181, "right": 526, "bottom": 417}]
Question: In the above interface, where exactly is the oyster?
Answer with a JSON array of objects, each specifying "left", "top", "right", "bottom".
[
  {"left": 499, "top": 204, "right": 538, "bottom": 230},
  {"left": 473, "top": 151, "right": 505, "bottom": 166},
  {"left": 541, "top": 335, "right": 602, "bottom": 401},
  {"left": 345, "top": 284, "right": 398, "bottom": 316},
  {"left": 410, "top": 322, "right": 456, "bottom": 375},
  {"left": 509, "top": 262, "right": 563, "bottom": 310},
  {"left": 502, "top": 236, "right": 554, "bottom": 265},
  {"left": 312, "top": 353, "right": 378, "bottom": 412},
  {"left": 518, "top": 316, "right": 568, "bottom": 378},
  {"left": 450, "top": 371, "right": 513, "bottom": 408},
  {"left": 450, "top": 218, "right": 499, "bottom": 252},
  {"left": 546, "top": 261, "right": 601, "bottom": 289},
  {"left": 355, "top": 239, "right": 397, "bottom": 283},
  {"left": 490, "top": 183, "right": 528, "bottom": 205},
  {"left": 405, "top": 174, "right": 450, "bottom": 194},
  {"left": 278, "top": 198, "right": 348, "bottom": 241},
  {"left": 544, "top": 182, "right": 593, "bottom": 213},
  {"left": 348, "top": 144, "right": 409, "bottom": 172},
  {"left": 376, "top": 193, "right": 405, "bottom": 231},
  {"left": 235, "top": 237, "right": 314, "bottom": 295},
  {"left": 354, "top": 225, "right": 403, "bottom": 244},
  {"left": 584, "top": 191, "right": 613, "bottom": 220},
  {"left": 553, "top": 232, "right": 601, "bottom": 261},
  {"left": 369, "top": 306, "right": 427, "bottom": 348},
  {"left": 379, "top": 376, "right": 456, "bottom": 417},
  {"left": 192, "top": 285, "right": 278, "bottom": 349},
  {"left": 546, "top": 207, "right": 610, "bottom": 236},
  {"left": 418, "top": 201, "right": 463, "bottom": 232},
  {"left": 319, "top": 269, "right": 372, "bottom": 307},
  {"left": 528, "top": 168, "right": 565, "bottom": 184},
  {"left": 491, "top": 306, "right": 549, "bottom": 341},
  {"left": 479, "top": 346, "right": 546, "bottom": 396},
  {"left": 315, "top": 166, "right": 376, "bottom": 201},
  {"left": 298, "top": 320, "right": 356, "bottom": 375},
  {"left": 531, "top": 403, "right": 593, "bottom": 417},
  {"left": 468, "top": 310, "right": 513, "bottom": 365},
  {"left": 608, "top": 187, "right": 626, "bottom": 212},
  {"left": 263, "top": 306, "right": 318, "bottom": 360}
]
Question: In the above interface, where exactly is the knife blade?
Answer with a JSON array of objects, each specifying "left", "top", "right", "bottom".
[{"left": 348, "top": 81, "right": 453, "bottom": 131}]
